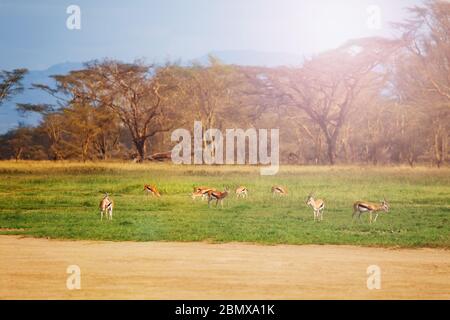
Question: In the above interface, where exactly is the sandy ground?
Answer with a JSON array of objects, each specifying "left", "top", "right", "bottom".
[{"left": 0, "top": 235, "right": 449, "bottom": 299}]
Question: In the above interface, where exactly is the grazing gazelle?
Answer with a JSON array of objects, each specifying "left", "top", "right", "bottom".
[
  {"left": 192, "top": 186, "right": 216, "bottom": 201},
  {"left": 306, "top": 193, "right": 325, "bottom": 221},
  {"left": 271, "top": 185, "right": 288, "bottom": 197},
  {"left": 144, "top": 184, "right": 161, "bottom": 197},
  {"left": 99, "top": 193, "right": 113, "bottom": 221},
  {"left": 208, "top": 188, "right": 229, "bottom": 208},
  {"left": 353, "top": 198, "right": 390, "bottom": 224},
  {"left": 191, "top": 190, "right": 206, "bottom": 200},
  {"left": 235, "top": 186, "right": 248, "bottom": 198},
  {"left": 193, "top": 186, "right": 213, "bottom": 193}
]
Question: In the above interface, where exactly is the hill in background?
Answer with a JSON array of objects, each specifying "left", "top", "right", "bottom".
[{"left": 0, "top": 50, "right": 303, "bottom": 133}]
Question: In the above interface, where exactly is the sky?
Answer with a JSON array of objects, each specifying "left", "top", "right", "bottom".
[{"left": 0, "top": 0, "right": 424, "bottom": 71}]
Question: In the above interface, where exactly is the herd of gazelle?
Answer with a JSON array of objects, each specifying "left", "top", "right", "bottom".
[
  {"left": 192, "top": 186, "right": 247, "bottom": 207},
  {"left": 99, "top": 184, "right": 390, "bottom": 223}
]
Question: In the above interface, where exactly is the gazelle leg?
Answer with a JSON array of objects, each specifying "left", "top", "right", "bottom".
[
  {"left": 373, "top": 213, "right": 379, "bottom": 223},
  {"left": 369, "top": 212, "right": 373, "bottom": 224}
]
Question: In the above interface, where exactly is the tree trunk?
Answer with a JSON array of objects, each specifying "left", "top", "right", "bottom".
[
  {"left": 14, "top": 147, "right": 23, "bottom": 162},
  {"left": 408, "top": 154, "right": 415, "bottom": 168},
  {"left": 314, "top": 135, "right": 322, "bottom": 165},
  {"left": 326, "top": 137, "right": 336, "bottom": 165},
  {"left": 134, "top": 138, "right": 147, "bottom": 162},
  {"left": 433, "top": 127, "right": 443, "bottom": 168}
]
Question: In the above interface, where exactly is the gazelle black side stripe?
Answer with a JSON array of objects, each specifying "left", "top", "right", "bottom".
[{"left": 357, "top": 203, "right": 371, "bottom": 210}]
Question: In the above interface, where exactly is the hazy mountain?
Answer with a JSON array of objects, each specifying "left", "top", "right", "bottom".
[
  {"left": 0, "top": 50, "right": 303, "bottom": 133},
  {"left": 0, "top": 62, "right": 83, "bottom": 133}
]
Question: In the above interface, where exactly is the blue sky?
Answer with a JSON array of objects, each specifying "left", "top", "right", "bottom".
[{"left": 0, "top": 0, "right": 423, "bottom": 70}]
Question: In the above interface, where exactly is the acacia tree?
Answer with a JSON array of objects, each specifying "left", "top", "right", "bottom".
[
  {"left": 16, "top": 103, "right": 66, "bottom": 160},
  {"left": 393, "top": 0, "right": 449, "bottom": 167},
  {"left": 181, "top": 57, "right": 238, "bottom": 130},
  {"left": 396, "top": 0, "right": 450, "bottom": 102},
  {"left": 249, "top": 38, "right": 398, "bottom": 164},
  {"left": 7, "top": 126, "right": 33, "bottom": 161},
  {"left": 53, "top": 70, "right": 122, "bottom": 161},
  {"left": 173, "top": 57, "right": 259, "bottom": 163},
  {"left": 89, "top": 60, "right": 181, "bottom": 161},
  {"left": 41, "top": 112, "right": 66, "bottom": 160},
  {"left": 18, "top": 66, "right": 125, "bottom": 161},
  {"left": 92, "top": 109, "right": 122, "bottom": 160},
  {"left": 0, "top": 68, "right": 27, "bottom": 105}
]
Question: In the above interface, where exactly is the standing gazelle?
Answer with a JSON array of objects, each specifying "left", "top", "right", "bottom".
[
  {"left": 99, "top": 193, "right": 113, "bottom": 221},
  {"left": 353, "top": 198, "right": 390, "bottom": 224},
  {"left": 306, "top": 193, "right": 325, "bottom": 221},
  {"left": 271, "top": 185, "right": 288, "bottom": 197},
  {"left": 208, "top": 188, "right": 229, "bottom": 208},
  {"left": 235, "top": 186, "right": 248, "bottom": 198},
  {"left": 144, "top": 184, "right": 161, "bottom": 197}
]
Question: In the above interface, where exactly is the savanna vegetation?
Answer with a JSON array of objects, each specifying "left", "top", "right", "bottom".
[
  {"left": 0, "top": 2, "right": 448, "bottom": 248},
  {"left": 0, "top": 162, "right": 448, "bottom": 247},
  {"left": 0, "top": 1, "right": 448, "bottom": 167}
]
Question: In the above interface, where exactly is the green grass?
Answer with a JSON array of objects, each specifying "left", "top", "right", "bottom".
[{"left": 0, "top": 161, "right": 449, "bottom": 247}]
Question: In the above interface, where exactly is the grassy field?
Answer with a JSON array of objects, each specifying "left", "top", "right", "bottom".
[{"left": 0, "top": 161, "right": 449, "bottom": 247}]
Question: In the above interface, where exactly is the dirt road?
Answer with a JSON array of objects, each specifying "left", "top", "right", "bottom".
[{"left": 0, "top": 235, "right": 448, "bottom": 299}]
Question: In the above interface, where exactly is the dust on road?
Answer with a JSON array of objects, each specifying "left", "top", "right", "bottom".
[{"left": 0, "top": 235, "right": 448, "bottom": 299}]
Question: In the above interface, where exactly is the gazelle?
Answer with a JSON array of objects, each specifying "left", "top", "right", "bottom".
[
  {"left": 193, "top": 186, "right": 212, "bottom": 193},
  {"left": 271, "top": 185, "right": 288, "bottom": 197},
  {"left": 208, "top": 188, "right": 229, "bottom": 208},
  {"left": 99, "top": 193, "right": 113, "bottom": 221},
  {"left": 306, "top": 193, "right": 325, "bottom": 221},
  {"left": 235, "top": 186, "right": 248, "bottom": 198},
  {"left": 191, "top": 186, "right": 216, "bottom": 201},
  {"left": 191, "top": 190, "right": 206, "bottom": 200},
  {"left": 353, "top": 198, "right": 390, "bottom": 224},
  {"left": 144, "top": 184, "right": 161, "bottom": 197}
]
